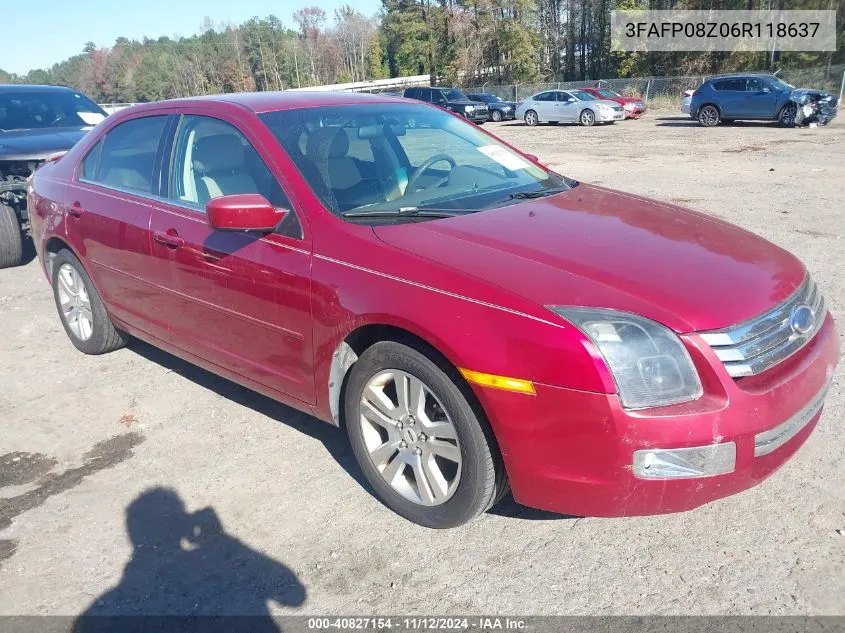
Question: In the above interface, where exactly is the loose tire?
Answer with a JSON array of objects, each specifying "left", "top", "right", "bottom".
[
  {"left": 580, "top": 109, "right": 595, "bottom": 126},
  {"left": 697, "top": 105, "right": 720, "bottom": 127},
  {"left": 491, "top": 110, "right": 502, "bottom": 122},
  {"left": 345, "top": 341, "right": 500, "bottom": 528},
  {"left": 778, "top": 103, "right": 797, "bottom": 128},
  {"left": 524, "top": 110, "right": 538, "bottom": 127},
  {"left": 51, "top": 249, "right": 127, "bottom": 355},
  {"left": 0, "top": 204, "right": 23, "bottom": 269}
]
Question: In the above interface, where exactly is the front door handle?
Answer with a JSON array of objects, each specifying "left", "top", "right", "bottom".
[
  {"left": 153, "top": 230, "right": 185, "bottom": 249},
  {"left": 68, "top": 201, "right": 85, "bottom": 218}
]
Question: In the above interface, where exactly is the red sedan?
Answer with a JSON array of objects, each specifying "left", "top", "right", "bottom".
[
  {"left": 28, "top": 92, "right": 838, "bottom": 528},
  {"left": 579, "top": 87, "right": 647, "bottom": 118}
]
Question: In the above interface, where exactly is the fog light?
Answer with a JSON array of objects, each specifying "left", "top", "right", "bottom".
[{"left": 632, "top": 443, "right": 736, "bottom": 479}]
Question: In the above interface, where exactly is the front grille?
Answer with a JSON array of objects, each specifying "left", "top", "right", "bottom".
[
  {"left": 700, "top": 275, "right": 826, "bottom": 378},
  {"left": 612, "top": 106, "right": 623, "bottom": 112}
]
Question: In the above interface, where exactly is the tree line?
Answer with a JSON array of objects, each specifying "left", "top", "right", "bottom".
[{"left": 1, "top": 0, "right": 842, "bottom": 103}]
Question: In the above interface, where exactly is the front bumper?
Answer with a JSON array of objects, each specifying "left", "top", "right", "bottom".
[
  {"left": 596, "top": 109, "right": 625, "bottom": 122},
  {"left": 475, "top": 314, "right": 839, "bottom": 517},
  {"left": 463, "top": 110, "right": 490, "bottom": 123}
]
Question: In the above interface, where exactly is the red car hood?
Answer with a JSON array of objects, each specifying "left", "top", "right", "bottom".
[
  {"left": 373, "top": 185, "right": 805, "bottom": 333},
  {"left": 613, "top": 96, "right": 642, "bottom": 104}
]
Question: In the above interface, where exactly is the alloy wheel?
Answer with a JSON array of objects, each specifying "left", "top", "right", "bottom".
[
  {"left": 491, "top": 110, "right": 502, "bottom": 122},
  {"left": 359, "top": 370, "right": 462, "bottom": 506},
  {"left": 580, "top": 110, "right": 595, "bottom": 126},
  {"left": 524, "top": 111, "right": 538, "bottom": 126},
  {"left": 698, "top": 105, "right": 719, "bottom": 127},
  {"left": 56, "top": 263, "right": 94, "bottom": 341},
  {"left": 779, "top": 104, "right": 797, "bottom": 127}
]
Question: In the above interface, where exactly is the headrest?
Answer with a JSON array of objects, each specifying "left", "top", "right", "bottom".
[
  {"left": 306, "top": 127, "right": 349, "bottom": 160},
  {"left": 192, "top": 134, "right": 245, "bottom": 173}
]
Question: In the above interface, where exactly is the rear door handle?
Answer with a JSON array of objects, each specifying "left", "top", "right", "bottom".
[
  {"left": 153, "top": 230, "right": 185, "bottom": 248},
  {"left": 68, "top": 201, "right": 85, "bottom": 218}
]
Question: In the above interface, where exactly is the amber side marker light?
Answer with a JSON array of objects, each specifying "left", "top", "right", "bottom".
[{"left": 458, "top": 368, "right": 536, "bottom": 395}]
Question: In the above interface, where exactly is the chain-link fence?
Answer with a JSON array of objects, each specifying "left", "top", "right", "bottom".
[{"left": 462, "top": 64, "right": 845, "bottom": 104}]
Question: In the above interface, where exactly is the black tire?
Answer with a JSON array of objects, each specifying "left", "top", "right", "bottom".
[
  {"left": 524, "top": 110, "right": 539, "bottom": 127},
  {"left": 697, "top": 104, "right": 720, "bottom": 127},
  {"left": 778, "top": 103, "right": 797, "bottom": 128},
  {"left": 51, "top": 249, "right": 127, "bottom": 355},
  {"left": 491, "top": 110, "right": 502, "bottom": 122},
  {"left": 0, "top": 204, "right": 23, "bottom": 269},
  {"left": 345, "top": 341, "right": 500, "bottom": 528},
  {"left": 580, "top": 109, "right": 595, "bottom": 126}
]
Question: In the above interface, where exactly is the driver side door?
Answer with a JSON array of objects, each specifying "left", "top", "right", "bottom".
[
  {"left": 556, "top": 91, "right": 580, "bottom": 122},
  {"left": 149, "top": 111, "right": 315, "bottom": 405}
]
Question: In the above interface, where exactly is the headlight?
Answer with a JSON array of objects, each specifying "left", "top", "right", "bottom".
[
  {"left": 465, "top": 105, "right": 475, "bottom": 112},
  {"left": 549, "top": 307, "right": 703, "bottom": 409},
  {"left": 623, "top": 103, "right": 635, "bottom": 110}
]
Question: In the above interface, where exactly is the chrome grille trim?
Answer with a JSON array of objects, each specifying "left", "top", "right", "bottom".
[
  {"left": 754, "top": 382, "right": 829, "bottom": 456},
  {"left": 700, "top": 276, "right": 827, "bottom": 378}
]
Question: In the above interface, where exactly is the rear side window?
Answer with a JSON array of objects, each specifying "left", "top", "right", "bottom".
[
  {"left": 86, "top": 116, "right": 168, "bottom": 194},
  {"left": 714, "top": 79, "right": 745, "bottom": 91},
  {"left": 80, "top": 140, "right": 103, "bottom": 180},
  {"left": 534, "top": 92, "right": 555, "bottom": 102}
]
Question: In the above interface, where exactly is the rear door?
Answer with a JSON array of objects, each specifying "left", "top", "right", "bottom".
[
  {"left": 149, "top": 111, "right": 315, "bottom": 405},
  {"left": 68, "top": 114, "right": 172, "bottom": 340},
  {"left": 531, "top": 92, "right": 556, "bottom": 121},
  {"left": 713, "top": 79, "right": 746, "bottom": 117}
]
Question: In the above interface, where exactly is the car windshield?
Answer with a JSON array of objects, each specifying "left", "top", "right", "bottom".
[
  {"left": 443, "top": 88, "right": 469, "bottom": 101},
  {"left": 597, "top": 89, "right": 619, "bottom": 99},
  {"left": 570, "top": 90, "right": 597, "bottom": 101},
  {"left": 477, "top": 94, "right": 501, "bottom": 103},
  {"left": 260, "top": 103, "right": 571, "bottom": 222},
  {"left": 0, "top": 90, "right": 105, "bottom": 132},
  {"left": 768, "top": 76, "right": 795, "bottom": 91}
]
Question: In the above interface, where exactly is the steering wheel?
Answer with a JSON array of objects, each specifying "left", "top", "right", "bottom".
[{"left": 406, "top": 154, "right": 457, "bottom": 192}]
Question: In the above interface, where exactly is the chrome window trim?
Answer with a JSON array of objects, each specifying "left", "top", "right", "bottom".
[{"left": 700, "top": 275, "right": 827, "bottom": 378}]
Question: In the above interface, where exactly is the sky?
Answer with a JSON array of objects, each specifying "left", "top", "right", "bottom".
[{"left": 1, "top": 0, "right": 381, "bottom": 75}]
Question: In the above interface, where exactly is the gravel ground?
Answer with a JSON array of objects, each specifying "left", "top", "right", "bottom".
[{"left": 0, "top": 108, "right": 843, "bottom": 618}]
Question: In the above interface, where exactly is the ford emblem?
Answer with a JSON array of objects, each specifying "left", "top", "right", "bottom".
[{"left": 790, "top": 305, "right": 815, "bottom": 336}]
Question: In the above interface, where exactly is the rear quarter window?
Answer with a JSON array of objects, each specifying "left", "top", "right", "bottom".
[{"left": 91, "top": 116, "right": 168, "bottom": 194}]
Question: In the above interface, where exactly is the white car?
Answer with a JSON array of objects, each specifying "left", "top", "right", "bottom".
[
  {"left": 516, "top": 89, "right": 624, "bottom": 126},
  {"left": 680, "top": 90, "right": 694, "bottom": 115}
]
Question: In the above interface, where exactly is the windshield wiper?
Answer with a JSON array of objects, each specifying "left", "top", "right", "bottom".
[
  {"left": 503, "top": 187, "right": 569, "bottom": 201},
  {"left": 342, "top": 207, "right": 460, "bottom": 219}
]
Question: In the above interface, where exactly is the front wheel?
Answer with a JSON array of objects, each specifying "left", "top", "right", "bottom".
[
  {"left": 51, "top": 249, "right": 127, "bottom": 355},
  {"left": 0, "top": 204, "right": 23, "bottom": 269},
  {"left": 580, "top": 109, "right": 595, "bottom": 126},
  {"left": 697, "top": 105, "right": 720, "bottom": 127},
  {"left": 491, "top": 110, "right": 503, "bottom": 122},
  {"left": 524, "top": 110, "right": 538, "bottom": 126},
  {"left": 779, "top": 103, "right": 797, "bottom": 127},
  {"left": 345, "top": 341, "right": 501, "bottom": 528}
]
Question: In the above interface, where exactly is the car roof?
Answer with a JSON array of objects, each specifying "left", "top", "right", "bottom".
[
  {"left": 708, "top": 73, "right": 774, "bottom": 80},
  {"left": 0, "top": 84, "right": 81, "bottom": 93},
  {"left": 122, "top": 90, "right": 409, "bottom": 115}
]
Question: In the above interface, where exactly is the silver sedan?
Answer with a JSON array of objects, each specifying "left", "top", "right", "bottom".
[{"left": 516, "top": 89, "right": 624, "bottom": 126}]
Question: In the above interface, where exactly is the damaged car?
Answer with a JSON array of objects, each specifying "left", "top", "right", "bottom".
[
  {"left": 1, "top": 85, "right": 106, "bottom": 268},
  {"left": 689, "top": 73, "right": 838, "bottom": 127}
]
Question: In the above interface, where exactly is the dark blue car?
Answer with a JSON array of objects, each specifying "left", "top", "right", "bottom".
[{"left": 689, "top": 74, "right": 836, "bottom": 128}]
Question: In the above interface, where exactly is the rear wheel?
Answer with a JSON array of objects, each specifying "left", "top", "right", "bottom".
[
  {"left": 345, "top": 341, "right": 500, "bottom": 528},
  {"left": 697, "top": 105, "right": 720, "bottom": 127},
  {"left": 580, "top": 109, "right": 595, "bottom": 126},
  {"left": 51, "top": 249, "right": 127, "bottom": 355},
  {"left": 0, "top": 204, "right": 23, "bottom": 269},
  {"left": 524, "top": 110, "right": 538, "bottom": 126}
]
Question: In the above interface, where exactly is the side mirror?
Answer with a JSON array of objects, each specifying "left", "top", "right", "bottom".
[
  {"left": 567, "top": 97, "right": 576, "bottom": 103},
  {"left": 206, "top": 194, "right": 287, "bottom": 232},
  {"left": 761, "top": 87, "right": 771, "bottom": 93}
]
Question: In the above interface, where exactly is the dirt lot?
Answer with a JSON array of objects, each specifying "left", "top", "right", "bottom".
[{"left": 1, "top": 108, "right": 843, "bottom": 618}]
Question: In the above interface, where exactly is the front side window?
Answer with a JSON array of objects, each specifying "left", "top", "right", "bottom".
[
  {"left": 443, "top": 89, "right": 469, "bottom": 101},
  {"left": 746, "top": 78, "right": 765, "bottom": 92},
  {"left": 570, "top": 90, "right": 597, "bottom": 101},
  {"left": 170, "top": 115, "right": 291, "bottom": 210},
  {"left": 86, "top": 116, "right": 168, "bottom": 194},
  {"left": 259, "top": 104, "right": 572, "bottom": 222},
  {"left": 0, "top": 90, "right": 106, "bottom": 132}
]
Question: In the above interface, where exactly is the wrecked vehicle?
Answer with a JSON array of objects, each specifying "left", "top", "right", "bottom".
[
  {"left": 689, "top": 73, "right": 839, "bottom": 127},
  {"left": 0, "top": 85, "right": 106, "bottom": 268},
  {"left": 791, "top": 90, "right": 838, "bottom": 126}
]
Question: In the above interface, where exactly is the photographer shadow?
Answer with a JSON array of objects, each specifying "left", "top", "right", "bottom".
[{"left": 73, "top": 487, "right": 306, "bottom": 633}]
